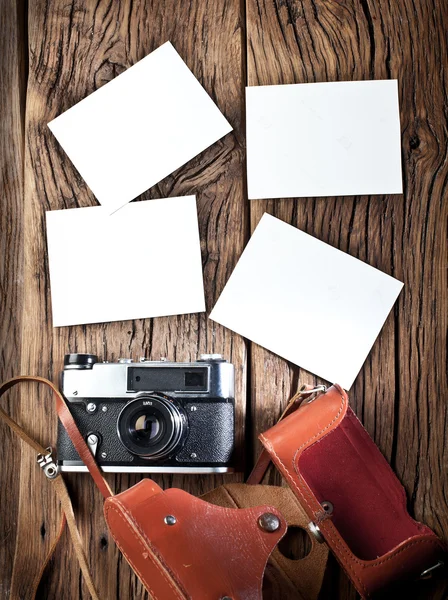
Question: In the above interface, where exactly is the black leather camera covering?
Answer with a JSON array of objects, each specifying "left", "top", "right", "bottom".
[{"left": 57, "top": 400, "right": 234, "bottom": 466}]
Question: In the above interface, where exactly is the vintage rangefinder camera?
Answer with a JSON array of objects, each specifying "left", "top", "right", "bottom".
[{"left": 58, "top": 353, "right": 235, "bottom": 473}]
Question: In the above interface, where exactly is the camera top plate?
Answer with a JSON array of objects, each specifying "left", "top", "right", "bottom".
[{"left": 61, "top": 354, "right": 235, "bottom": 402}]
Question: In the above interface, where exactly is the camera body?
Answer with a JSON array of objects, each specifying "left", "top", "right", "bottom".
[{"left": 57, "top": 353, "right": 235, "bottom": 473}]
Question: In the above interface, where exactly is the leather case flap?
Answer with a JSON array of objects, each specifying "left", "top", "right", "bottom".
[
  {"left": 104, "top": 479, "right": 287, "bottom": 600},
  {"left": 202, "top": 483, "right": 328, "bottom": 600},
  {"left": 259, "top": 385, "right": 446, "bottom": 598}
]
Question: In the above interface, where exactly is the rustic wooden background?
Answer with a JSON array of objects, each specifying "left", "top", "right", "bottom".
[{"left": 1, "top": 0, "right": 447, "bottom": 598}]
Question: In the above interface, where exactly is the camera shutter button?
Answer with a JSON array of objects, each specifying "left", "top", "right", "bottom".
[{"left": 199, "top": 353, "right": 224, "bottom": 361}]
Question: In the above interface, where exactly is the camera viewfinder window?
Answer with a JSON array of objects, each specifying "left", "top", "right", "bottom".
[
  {"left": 185, "top": 371, "right": 205, "bottom": 389},
  {"left": 128, "top": 367, "right": 208, "bottom": 392}
]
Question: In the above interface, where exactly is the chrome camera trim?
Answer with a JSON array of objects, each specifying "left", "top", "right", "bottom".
[
  {"left": 60, "top": 465, "right": 234, "bottom": 474},
  {"left": 62, "top": 355, "right": 234, "bottom": 401}
]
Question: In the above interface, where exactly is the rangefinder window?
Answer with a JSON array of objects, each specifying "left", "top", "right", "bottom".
[
  {"left": 127, "top": 366, "right": 208, "bottom": 392},
  {"left": 184, "top": 370, "right": 205, "bottom": 389}
]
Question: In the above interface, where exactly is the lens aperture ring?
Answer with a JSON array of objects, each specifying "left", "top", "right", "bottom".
[{"left": 117, "top": 395, "right": 187, "bottom": 460}]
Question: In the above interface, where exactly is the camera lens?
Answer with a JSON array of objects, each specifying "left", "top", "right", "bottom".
[
  {"left": 117, "top": 395, "right": 186, "bottom": 460},
  {"left": 131, "top": 414, "right": 161, "bottom": 441}
]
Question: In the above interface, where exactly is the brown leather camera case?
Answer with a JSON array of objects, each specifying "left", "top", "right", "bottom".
[
  {"left": 258, "top": 384, "right": 446, "bottom": 599},
  {"left": 0, "top": 376, "right": 287, "bottom": 600},
  {"left": 104, "top": 479, "right": 287, "bottom": 600}
]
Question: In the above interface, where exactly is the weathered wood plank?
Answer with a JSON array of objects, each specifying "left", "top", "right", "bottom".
[
  {"left": 0, "top": 1, "right": 26, "bottom": 598},
  {"left": 246, "top": 0, "right": 398, "bottom": 480},
  {"left": 1, "top": 1, "right": 447, "bottom": 598},
  {"left": 15, "top": 1, "right": 246, "bottom": 598},
  {"left": 246, "top": 1, "right": 448, "bottom": 598},
  {"left": 383, "top": 4, "right": 448, "bottom": 600}
]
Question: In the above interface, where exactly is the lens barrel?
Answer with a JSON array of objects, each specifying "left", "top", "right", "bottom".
[{"left": 117, "top": 395, "right": 186, "bottom": 460}]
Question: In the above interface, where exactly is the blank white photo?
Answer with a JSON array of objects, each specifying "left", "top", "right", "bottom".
[
  {"left": 246, "top": 79, "right": 403, "bottom": 200},
  {"left": 48, "top": 42, "right": 232, "bottom": 214},
  {"left": 46, "top": 196, "right": 206, "bottom": 326},
  {"left": 210, "top": 213, "right": 403, "bottom": 389}
]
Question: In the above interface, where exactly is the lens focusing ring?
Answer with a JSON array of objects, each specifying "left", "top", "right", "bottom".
[{"left": 117, "top": 395, "right": 186, "bottom": 461}]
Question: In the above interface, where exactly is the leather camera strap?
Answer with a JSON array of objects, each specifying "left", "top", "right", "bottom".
[
  {"left": 0, "top": 375, "right": 327, "bottom": 598},
  {"left": 0, "top": 376, "right": 113, "bottom": 499},
  {"left": 0, "top": 376, "right": 110, "bottom": 599},
  {"left": 247, "top": 384, "right": 326, "bottom": 485}
]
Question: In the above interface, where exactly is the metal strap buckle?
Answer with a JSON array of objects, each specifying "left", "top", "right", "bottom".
[
  {"left": 280, "top": 385, "right": 328, "bottom": 420},
  {"left": 37, "top": 447, "right": 59, "bottom": 480},
  {"left": 308, "top": 521, "right": 325, "bottom": 543},
  {"left": 420, "top": 560, "right": 444, "bottom": 580},
  {"left": 300, "top": 385, "right": 327, "bottom": 404}
]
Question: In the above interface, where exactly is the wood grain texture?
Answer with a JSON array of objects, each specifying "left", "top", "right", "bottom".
[
  {"left": 11, "top": 0, "right": 246, "bottom": 598},
  {"left": 0, "top": 1, "right": 26, "bottom": 598},
  {"left": 246, "top": 1, "right": 448, "bottom": 598},
  {"left": 0, "top": 0, "right": 447, "bottom": 598}
]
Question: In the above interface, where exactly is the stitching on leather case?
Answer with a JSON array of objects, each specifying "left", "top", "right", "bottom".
[
  {"left": 291, "top": 407, "right": 443, "bottom": 568},
  {"left": 105, "top": 504, "right": 186, "bottom": 600},
  {"left": 364, "top": 537, "right": 444, "bottom": 566},
  {"left": 104, "top": 505, "right": 158, "bottom": 599},
  {"left": 260, "top": 433, "right": 369, "bottom": 597},
  {"left": 343, "top": 408, "right": 435, "bottom": 537},
  {"left": 258, "top": 439, "right": 320, "bottom": 514},
  {"left": 316, "top": 531, "right": 443, "bottom": 598},
  {"left": 114, "top": 496, "right": 284, "bottom": 600},
  {"left": 259, "top": 390, "right": 347, "bottom": 516},
  {"left": 259, "top": 394, "right": 369, "bottom": 595},
  {"left": 120, "top": 480, "right": 165, "bottom": 511},
  {"left": 260, "top": 392, "right": 444, "bottom": 598},
  {"left": 317, "top": 527, "right": 370, "bottom": 597},
  {"left": 297, "top": 392, "right": 346, "bottom": 452},
  {"left": 113, "top": 498, "right": 189, "bottom": 599}
]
